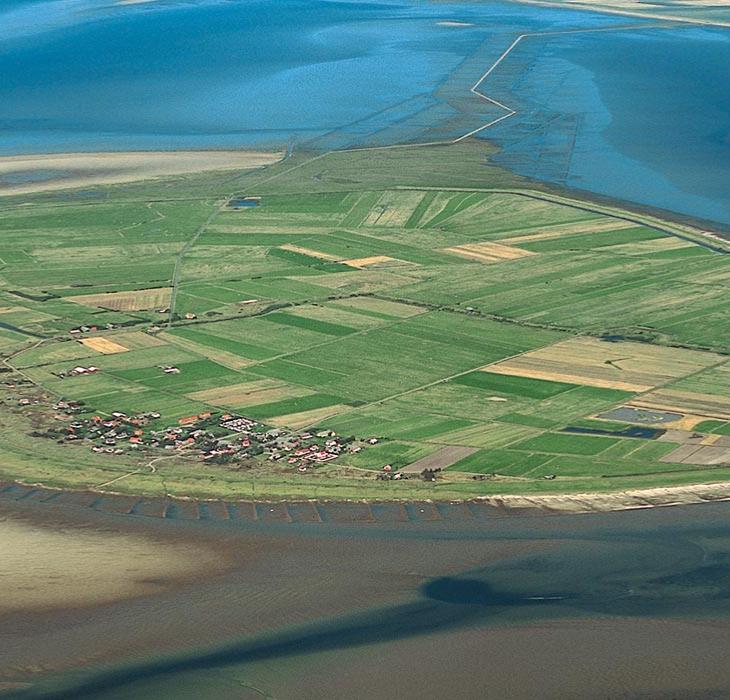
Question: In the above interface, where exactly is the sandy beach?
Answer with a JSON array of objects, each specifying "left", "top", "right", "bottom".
[{"left": 0, "top": 150, "right": 283, "bottom": 196}]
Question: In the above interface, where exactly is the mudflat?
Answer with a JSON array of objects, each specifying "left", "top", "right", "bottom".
[{"left": 2, "top": 496, "right": 730, "bottom": 699}]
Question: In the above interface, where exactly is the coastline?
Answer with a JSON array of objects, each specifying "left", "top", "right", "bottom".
[
  {"left": 395, "top": 182, "right": 730, "bottom": 251},
  {"left": 483, "top": 479, "right": 730, "bottom": 513},
  {"left": 2, "top": 144, "right": 724, "bottom": 245},
  {"left": 3, "top": 474, "right": 730, "bottom": 517}
]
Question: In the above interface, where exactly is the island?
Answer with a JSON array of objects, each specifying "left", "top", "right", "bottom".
[{"left": 1, "top": 139, "right": 729, "bottom": 511}]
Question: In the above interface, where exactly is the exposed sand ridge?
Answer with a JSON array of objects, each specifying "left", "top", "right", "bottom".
[
  {"left": 0, "top": 513, "right": 227, "bottom": 614},
  {"left": 0, "top": 150, "right": 283, "bottom": 196}
]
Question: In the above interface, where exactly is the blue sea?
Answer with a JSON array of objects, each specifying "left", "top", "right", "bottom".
[
  {"left": 485, "top": 24, "right": 730, "bottom": 226},
  {"left": 1, "top": 0, "right": 729, "bottom": 225}
]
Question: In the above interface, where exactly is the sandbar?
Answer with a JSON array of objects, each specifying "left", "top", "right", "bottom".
[
  {"left": 0, "top": 150, "right": 283, "bottom": 196},
  {"left": 0, "top": 513, "right": 227, "bottom": 615},
  {"left": 511, "top": 0, "right": 730, "bottom": 28}
]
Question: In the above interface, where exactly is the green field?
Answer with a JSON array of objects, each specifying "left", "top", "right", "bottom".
[
  {"left": 452, "top": 371, "right": 577, "bottom": 399},
  {"left": 2, "top": 140, "right": 730, "bottom": 502}
]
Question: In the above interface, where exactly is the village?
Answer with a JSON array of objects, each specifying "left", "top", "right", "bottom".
[{"left": 38, "top": 396, "right": 374, "bottom": 472}]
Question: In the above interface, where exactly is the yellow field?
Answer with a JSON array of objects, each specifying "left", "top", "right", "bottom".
[
  {"left": 362, "top": 191, "right": 425, "bottom": 227},
  {"left": 630, "top": 389, "right": 730, "bottom": 421},
  {"left": 505, "top": 219, "right": 636, "bottom": 244},
  {"left": 187, "top": 380, "right": 312, "bottom": 408},
  {"left": 442, "top": 241, "right": 535, "bottom": 264},
  {"left": 67, "top": 287, "right": 172, "bottom": 312},
  {"left": 605, "top": 237, "right": 694, "bottom": 255},
  {"left": 78, "top": 337, "right": 129, "bottom": 354},
  {"left": 287, "top": 304, "right": 379, "bottom": 330},
  {"left": 279, "top": 244, "right": 340, "bottom": 261},
  {"left": 426, "top": 422, "right": 540, "bottom": 448},
  {"left": 421, "top": 195, "right": 448, "bottom": 224},
  {"left": 159, "top": 332, "right": 253, "bottom": 370},
  {"left": 268, "top": 404, "right": 349, "bottom": 430},
  {"left": 343, "top": 255, "right": 399, "bottom": 268},
  {"left": 482, "top": 337, "right": 723, "bottom": 392},
  {"left": 302, "top": 269, "right": 418, "bottom": 292},
  {"left": 110, "top": 331, "right": 167, "bottom": 350}
]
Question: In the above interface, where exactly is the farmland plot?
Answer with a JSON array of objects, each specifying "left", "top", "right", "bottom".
[
  {"left": 5, "top": 144, "right": 730, "bottom": 495},
  {"left": 67, "top": 287, "right": 172, "bottom": 312},
  {"left": 482, "top": 337, "right": 723, "bottom": 392}
]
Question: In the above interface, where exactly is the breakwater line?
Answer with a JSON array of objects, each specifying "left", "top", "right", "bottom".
[
  {"left": 0, "top": 481, "right": 526, "bottom": 527},
  {"left": 3, "top": 479, "right": 730, "bottom": 528}
]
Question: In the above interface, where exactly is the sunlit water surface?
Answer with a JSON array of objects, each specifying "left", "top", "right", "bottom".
[{"left": 2, "top": 0, "right": 730, "bottom": 223}]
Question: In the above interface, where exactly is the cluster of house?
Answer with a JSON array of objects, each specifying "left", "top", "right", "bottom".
[
  {"left": 54, "top": 365, "right": 100, "bottom": 379},
  {"left": 53, "top": 399, "right": 86, "bottom": 414},
  {"left": 69, "top": 323, "right": 116, "bottom": 335},
  {"left": 205, "top": 413, "right": 365, "bottom": 470},
  {"left": 54, "top": 363, "right": 184, "bottom": 383},
  {"left": 59, "top": 409, "right": 164, "bottom": 453},
  {"left": 45, "top": 402, "right": 368, "bottom": 470}
]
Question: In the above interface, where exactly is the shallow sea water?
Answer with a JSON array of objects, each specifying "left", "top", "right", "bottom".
[
  {"left": 2, "top": 493, "right": 730, "bottom": 699},
  {"left": 487, "top": 25, "right": 730, "bottom": 225},
  {"left": 2, "top": 0, "right": 730, "bottom": 224}
]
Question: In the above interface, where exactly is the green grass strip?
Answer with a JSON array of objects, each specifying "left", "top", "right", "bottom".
[
  {"left": 245, "top": 393, "right": 344, "bottom": 420},
  {"left": 453, "top": 371, "right": 577, "bottom": 399},
  {"left": 170, "top": 327, "right": 276, "bottom": 361},
  {"left": 262, "top": 312, "right": 357, "bottom": 336}
]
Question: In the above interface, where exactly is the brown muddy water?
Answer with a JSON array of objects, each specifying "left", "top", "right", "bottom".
[{"left": 1, "top": 483, "right": 730, "bottom": 699}]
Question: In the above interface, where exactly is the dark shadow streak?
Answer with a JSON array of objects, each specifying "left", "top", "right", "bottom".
[{"left": 4, "top": 578, "right": 565, "bottom": 700}]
